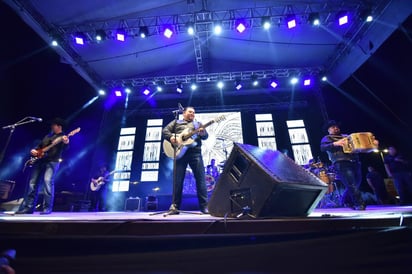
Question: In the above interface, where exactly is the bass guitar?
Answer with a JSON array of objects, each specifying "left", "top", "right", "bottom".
[
  {"left": 24, "top": 127, "right": 81, "bottom": 167},
  {"left": 90, "top": 170, "right": 117, "bottom": 191},
  {"left": 163, "top": 115, "right": 226, "bottom": 159}
]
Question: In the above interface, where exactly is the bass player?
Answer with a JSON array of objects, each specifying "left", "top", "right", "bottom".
[
  {"left": 162, "top": 106, "right": 209, "bottom": 214},
  {"left": 16, "top": 117, "right": 69, "bottom": 215}
]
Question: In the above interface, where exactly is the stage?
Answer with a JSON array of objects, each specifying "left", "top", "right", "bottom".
[{"left": 1, "top": 205, "right": 412, "bottom": 273}]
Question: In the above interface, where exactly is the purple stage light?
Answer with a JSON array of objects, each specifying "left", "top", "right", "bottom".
[
  {"left": 142, "top": 88, "right": 151, "bottom": 96},
  {"left": 287, "top": 16, "right": 297, "bottom": 29},
  {"left": 338, "top": 12, "right": 349, "bottom": 26},
  {"left": 270, "top": 81, "right": 278, "bottom": 89},
  {"left": 75, "top": 37, "right": 84, "bottom": 45},
  {"left": 303, "top": 79, "right": 311, "bottom": 86},
  {"left": 236, "top": 22, "right": 246, "bottom": 33},
  {"left": 116, "top": 29, "right": 126, "bottom": 41},
  {"left": 163, "top": 27, "right": 173, "bottom": 38},
  {"left": 235, "top": 83, "right": 242, "bottom": 90},
  {"left": 115, "top": 90, "right": 122, "bottom": 97},
  {"left": 116, "top": 33, "right": 125, "bottom": 41},
  {"left": 74, "top": 32, "right": 85, "bottom": 45}
]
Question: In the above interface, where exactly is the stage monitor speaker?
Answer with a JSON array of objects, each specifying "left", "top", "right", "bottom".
[{"left": 208, "top": 143, "right": 328, "bottom": 218}]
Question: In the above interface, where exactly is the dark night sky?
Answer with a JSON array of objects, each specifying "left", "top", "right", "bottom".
[{"left": 0, "top": 2, "right": 411, "bottom": 167}]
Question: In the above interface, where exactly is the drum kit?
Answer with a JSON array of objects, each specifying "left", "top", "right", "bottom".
[
  {"left": 306, "top": 160, "right": 343, "bottom": 208},
  {"left": 182, "top": 165, "right": 222, "bottom": 195}
]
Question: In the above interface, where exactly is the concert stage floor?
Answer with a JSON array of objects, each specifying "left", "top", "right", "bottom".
[
  {"left": 1, "top": 206, "right": 412, "bottom": 273},
  {"left": 1, "top": 205, "right": 412, "bottom": 236}
]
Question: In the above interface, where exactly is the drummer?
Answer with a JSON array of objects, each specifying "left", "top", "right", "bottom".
[
  {"left": 320, "top": 120, "right": 366, "bottom": 210},
  {"left": 206, "top": 159, "right": 220, "bottom": 179}
]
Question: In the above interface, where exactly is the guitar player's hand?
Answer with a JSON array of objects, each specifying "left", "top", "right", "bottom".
[
  {"left": 30, "top": 149, "right": 38, "bottom": 156},
  {"left": 198, "top": 127, "right": 206, "bottom": 136},
  {"left": 62, "top": 135, "right": 70, "bottom": 144},
  {"left": 170, "top": 136, "right": 177, "bottom": 144}
]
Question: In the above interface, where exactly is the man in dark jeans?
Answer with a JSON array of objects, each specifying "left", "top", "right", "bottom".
[
  {"left": 320, "top": 120, "right": 368, "bottom": 210},
  {"left": 384, "top": 146, "right": 412, "bottom": 205},
  {"left": 17, "top": 118, "right": 69, "bottom": 214},
  {"left": 366, "top": 166, "right": 390, "bottom": 204},
  {"left": 163, "top": 106, "right": 209, "bottom": 214}
]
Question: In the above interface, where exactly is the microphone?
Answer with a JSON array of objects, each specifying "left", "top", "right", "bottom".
[
  {"left": 29, "top": 117, "right": 43, "bottom": 122},
  {"left": 178, "top": 103, "right": 185, "bottom": 112}
]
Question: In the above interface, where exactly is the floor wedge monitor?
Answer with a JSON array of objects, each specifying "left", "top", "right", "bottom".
[{"left": 208, "top": 143, "right": 328, "bottom": 217}]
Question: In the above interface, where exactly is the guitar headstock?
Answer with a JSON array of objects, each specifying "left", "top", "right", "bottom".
[
  {"left": 68, "top": 127, "right": 81, "bottom": 137},
  {"left": 214, "top": 115, "right": 226, "bottom": 123}
]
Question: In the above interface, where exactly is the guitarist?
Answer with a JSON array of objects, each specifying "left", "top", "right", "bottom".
[
  {"left": 16, "top": 118, "right": 69, "bottom": 215},
  {"left": 162, "top": 106, "right": 209, "bottom": 214},
  {"left": 89, "top": 164, "right": 110, "bottom": 212}
]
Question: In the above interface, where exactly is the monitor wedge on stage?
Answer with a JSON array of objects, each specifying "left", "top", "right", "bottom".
[{"left": 208, "top": 143, "right": 328, "bottom": 218}]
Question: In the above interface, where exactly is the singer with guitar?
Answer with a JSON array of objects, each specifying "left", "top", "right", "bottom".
[
  {"left": 16, "top": 118, "right": 70, "bottom": 215},
  {"left": 162, "top": 106, "right": 209, "bottom": 214}
]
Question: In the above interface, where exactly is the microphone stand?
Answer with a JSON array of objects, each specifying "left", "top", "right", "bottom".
[
  {"left": 0, "top": 117, "right": 38, "bottom": 167},
  {"left": 151, "top": 107, "right": 201, "bottom": 217}
]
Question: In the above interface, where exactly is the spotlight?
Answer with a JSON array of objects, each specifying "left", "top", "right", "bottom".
[
  {"left": 156, "top": 81, "right": 165, "bottom": 92},
  {"left": 308, "top": 12, "right": 320, "bottom": 26},
  {"left": 163, "top": 26, "right": 174, "bottom": 38},
  {"left": 190, "top": 83, "right": 197, "bottom": 91},
  {"left": 115, "top": 90, "right": 122, "bottom": 97},
  {"left": 235, "top": 20, "right": 246, "bottom": 33},
  {"left": 51, "top": 40, "right": 58, "bottom": 47},
  {"left": 116, "top": 29, "right": 126, "bottom": 41},
  {"left": 125, "top": 88, "right": 132, "bottom": 94},
  {"left": 286, "top": 14, "right": 297, "bottom": 29},
  {"left": 290, "top": 77, "right": 299, "bottom": 85},
  {"left": 176, "top": 83, "right": 183, "bottom": 93},
  {"left": 187, "top": 23, "right": 195, "bottom": 35},
  {"left": 214, "top": 23, "right": 222, "bottom": 35},
  {"left": 251, "top": 74, "right": 259, "bottom": 87},
  {"left": 217, "top": 81, "right": 224, "bottom": 89},
  {"left": 98, "top": 89, "right": 106, "bottom": 96},
  {"left": 74, "top": 32, "right": 86, "bottom": 45},
  {"left": 337, "top": 11, "right": 349, "bottom": 26},
  {"left": 139, "top": 26, "right": 149, "bottom": 38},
  {"left": 262, "top": 17, "right": 271, "bottom": 30},
  {"left": 321, "top": 76, "right": 328, "bottom": 82},
  {"left": 360, "top": 10, "right": 373, "bottom": 22},
  {"left": 95, "top": 29, "right": 106, "bottom": 41}
]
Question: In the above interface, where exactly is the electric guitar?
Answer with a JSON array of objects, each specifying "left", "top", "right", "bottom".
[
  {"left": 24, "top": 127, "right": 81, "bottom": 167},
  {"left": 163, "top": 115, "right": 226, "bottom": 159},
  {"left": 90, "top": 170, "right": 117, "bottom": 191}
]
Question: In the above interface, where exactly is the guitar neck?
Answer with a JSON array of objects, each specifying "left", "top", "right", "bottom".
[
  {"left": 41, "top": 136, "right": 63, "bottom": 153},
  {"left": 187, "top": 120, "right": 215, "bottom": 138}
]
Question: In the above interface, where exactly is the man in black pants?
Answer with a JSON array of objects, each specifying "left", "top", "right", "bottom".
[
  {"left": 163, "top": 106, "right": 209, "bottom": 214},
  {"left": 17, "top": 118, "right": 69, "bottom": 214},
  {"left": 320, "top": 120, "right": 366, "bottom": 210}
]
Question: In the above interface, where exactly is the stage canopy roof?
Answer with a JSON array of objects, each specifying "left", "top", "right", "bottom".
[{"left": 5, "top": 0, "right": 411, "bottom": 98}]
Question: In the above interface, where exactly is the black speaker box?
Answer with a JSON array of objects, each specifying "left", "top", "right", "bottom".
[{"left": 208, "top": 143, "right": 327, "bottom": 217}]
